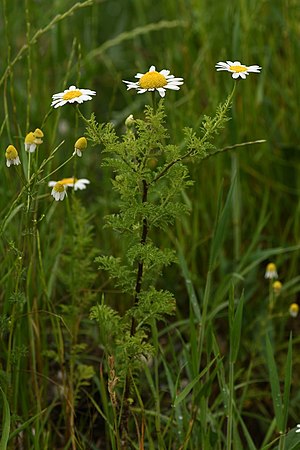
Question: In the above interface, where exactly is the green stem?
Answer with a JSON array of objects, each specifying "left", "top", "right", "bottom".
[
  {"left": 76, "top": 105, "right": 90, "bottom": 125},
  {"left": 151, "top": 91, "right": 157, "bottom": 113},
  {"left": 39, "top": 152, "right": 74, "bottom": 183}
]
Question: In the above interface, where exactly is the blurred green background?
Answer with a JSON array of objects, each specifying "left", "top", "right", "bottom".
[{"left": 0, "top": 1, "right": 300, "bottom": 446}]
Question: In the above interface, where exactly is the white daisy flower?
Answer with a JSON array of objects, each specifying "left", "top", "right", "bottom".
[
  {"left": 48, "top": 177, "right": 90, "bottom": 195},
  {"left": 123, "top": 65, "right": 184, "bottom": 98},
  {"left": 264, "top": 263, "right": 278, "bottom": 280},
  {"left": 215, "top": 60, "right": 261, "bottom": 79},
  {"left": 33, "top": 128, "right": 44, "bottom": 145},
  {"left": 51, "top": 85, "right": 96, "bottom": 108},
  {"left": 289, "top": 303, "right": 299, "bottom": 318},
  {"left": 5, "top": 145, "right": 21, "bottom": 167},
  {"left": 25, "top": 128, "right": 44, "bottom": 152},
  {"left": 50, "top": 182, "right": 67, "bottom": 201},
  {"left": 25, "top": 132, "right": 37, "bottom": 153},
  {"left": 296, "top": 424, "right": 300, "bottom": 433}
]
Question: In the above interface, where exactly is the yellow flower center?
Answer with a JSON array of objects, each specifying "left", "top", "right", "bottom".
[
  {"left": 272, "top": 281, "right": 282, "bottom": 295},
  {"left": 229, "top": 64, "right": 248, "bottom": 73},
  {"left": 289, "top": 303, "right": 299, "bottom": 315},
  {"left": 25, "top": 132, "right": 35, "bottom": 144},
  {"left": 75, "top": 137, "right": 87, "bottom": 150},
  {"left": 139, "top": 71, "right": 167, "bottom": 89},
  {"left": 266, "top": 263, "right": 276, "bottom": 272},
  {"left": 33, "top": 128, "right": 44, "bottom": 138},
  {"left": 60, "top": 177, "right": 77, "bottom": 186},
  {"left": 63, "top": 90, "right": 82, "bottom": 100},
  {"left": 5, "top": 145, "right": 18, "bottom": 160},
  {"left": 54, "top": 182, "right": 65, "bottom": 193}
]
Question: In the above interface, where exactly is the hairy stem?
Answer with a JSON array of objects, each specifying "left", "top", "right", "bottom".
[
  {"left": 131, "top": 179, "right": 148, "bottom": 334},
  {"left": 120, "top": 178, "right": 149, "bottom": 448}
]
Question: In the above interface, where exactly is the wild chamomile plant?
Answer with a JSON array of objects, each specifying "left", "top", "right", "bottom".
[{"left": 85, "top": 64, "right": 245, "bottom": 445}]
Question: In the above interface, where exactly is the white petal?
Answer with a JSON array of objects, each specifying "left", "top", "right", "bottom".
[
  {"left": 156, "top": 88, "right": 166, "bottom": 97},
  {"left": 167, "top": 77, "right": 184, "bottom": 83},
  {"left": 216, "top": 62, "right": 229, "bottom": 68},
  {"left": 81, "top": 89, "right": 96, "bottom": 95},
  {"left": 123, "top": 81, "right": 139, "bottom": 90},
  {"left": 52, "top": 191, "right": 60, "bottom": 201},
  {"left": 165, "top": 84, "right": 180, "bottom": 90},
  {"left": 52, "top": 100, "right": 67, "bottom": 108},
  {"left": 80, "top": 94, "right": 93, "bottom": 101},
  {"left": 160, "top": 69, "right": 170, "bottom": 76},
  {"left": 48, "top": 181, "right": 57, "bottom": 187},
  {"left": 232, "top": 72, "right": 240, "bottom": 79},
  {"left": 247, "top": 65, "right": 261, "bottom": 72},
  {"left": 149, "top": 66, "right": 156, "bottom": 72},
  {"left": 74, "top": 182, "right": 86, "bottom": 190}
]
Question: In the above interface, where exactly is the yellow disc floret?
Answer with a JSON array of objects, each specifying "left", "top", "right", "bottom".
[
  {"left": 54, "top": 182, "right": 65, "bottom": 193},
  {"left": 229, "top": 64, "right": 248, "bottom": 73},
  {"left": 60, "top": 178, "right": 77, "bottom": 186},
  {"left": 33, "top": 128, "right": 44, "bottom": 145},
  {"left": 25, "top": 132, "right": 35, "bottom": 144},
  {"left": 74, "top": 137, "right": 87, "bottom": 150},
  {"left": 5, "top": 145, "right": 18, "bottom": 160},
  {"left": 139, "top": 71, "right": 167, "bottom": 89},
  {"left": 266, "top": 263, "right": 276, "bottom": 272},
  {"left": 63, "top": 90, "right": 82, "bottom": 100},
  {"left": 272, "top": 280, "right": 282, "bottom": 295}
]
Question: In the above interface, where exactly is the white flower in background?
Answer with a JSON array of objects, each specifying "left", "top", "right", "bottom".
[
  {"left": 123, "top": 65, "right": 184, "bottom": 97},
  {"left": 264, "top": 263, "right": 278, "bottom": 280},
  {"left": 215, "top": 60, "right": 261, "bottom": 79},
  {"left": 49, "top": 177, "right": 90, "bottom": 201},
  {"left": 73, "top": 137, "right": 88, "bottom": 157},
  {"left": 296, "top": 424, "right": 300, "bottom": 433},
  {"left": 51, "top": 85, "right": 96, "bottom": 108},
  {"left": 25, "top": 132, "right": 37, "bottom": 153},
  {"left": 5, "top": 145, "right": 21, "bottom": 167},
  {"left": 33, "top": 128, "right": 44, "bottom": 145},
  {"left": 50, "top": 182, "right": 67, "bottom": 201},
  {"left": 25, "top": 128, "right": 44, "bottom": 152},
  {"left": 289, "top": 303, "right": 299, "bottom": 318}
]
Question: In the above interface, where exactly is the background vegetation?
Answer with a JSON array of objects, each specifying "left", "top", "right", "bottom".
[{"left": 0, "top": 0, "right": 299, "bottom": 449}]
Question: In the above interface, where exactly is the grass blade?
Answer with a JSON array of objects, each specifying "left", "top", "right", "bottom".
[
  {"left": 265, "top": 334, "right": 283, "bottom": 431},
  {"left": 282, "top": 333, "right": 293, "bottom": 431},
  {"left": 0, "top": 387, "right": 10, "bottom": 450},
  {"left": 174, "top": 356, "right": 217, "bottom": 407}
]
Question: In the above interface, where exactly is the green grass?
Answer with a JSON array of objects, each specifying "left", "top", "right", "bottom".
[{"left": 1, "top": 0, "right": 300, "bottom": 449}]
